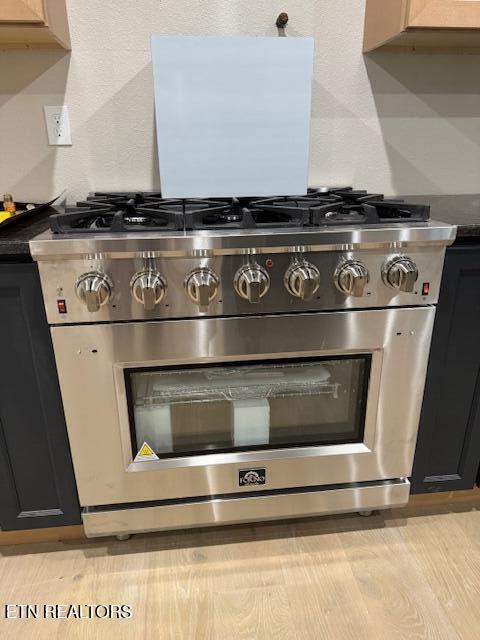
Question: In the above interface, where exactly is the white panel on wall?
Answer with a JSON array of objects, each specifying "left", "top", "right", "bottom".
[
  {"left": 151, "top": 36, "right": 314, "bottom": 198},
  {"left": 1, "top": 1, "right": 480, "bottom": 203}
]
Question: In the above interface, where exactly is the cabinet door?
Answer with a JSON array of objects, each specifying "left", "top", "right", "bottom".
[
  {"left": 408, "top": 0, "right": 480, "bottom": 29},
  {"left": 0, "top": 262, "right": 80, "bottom": 529},
  {"left": 411, "top": 245, "right": 480, "bottom": 493},
  {"left": 0, "top": 0, "right": 45, "bottom": 23}
]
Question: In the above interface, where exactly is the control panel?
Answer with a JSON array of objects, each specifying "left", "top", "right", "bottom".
[{"left": 39, "top": 247, "right": 445, "bottom": 324}]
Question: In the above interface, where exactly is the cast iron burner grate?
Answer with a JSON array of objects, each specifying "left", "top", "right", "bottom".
[
  {"left": 49, "top": 189, "right": 430, "bottom": 234},
  {"left": 258, "top": 189, "right": 430, "bottom": 226},
  {"left": 49, "top": 192, "right": 185, "bottom": 233},
  {"left": 183, "top": 197, "right": 312, "bottom": 229}
]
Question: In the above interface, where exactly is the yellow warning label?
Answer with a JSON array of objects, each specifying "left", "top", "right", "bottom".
[
  {"left": 138, "top": 442, "right": 155, "bottom": 457},
  {"left": 134, "top": 441, "right": 159, "bottom": 462}
]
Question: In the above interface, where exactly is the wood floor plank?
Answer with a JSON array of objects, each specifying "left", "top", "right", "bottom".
[
  {"left": 392, "top": 507, "right": 480, "bottom": 640},
  {"left": 2, "top": 508, "right": 480, "bottom": 639},
  {"left": 339, "top": 514, "right": 461, "bottom": 640},
  {"left": 212, "top": 586, "right": 297, "bottom": 640},
  {"left": 281, "top": 523, "right": 375, "bottom": 640},
  {"left": 0, "top": 538, "right": 149, "bottom": 640}
]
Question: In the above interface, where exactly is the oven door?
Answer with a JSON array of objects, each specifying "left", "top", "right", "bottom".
[{"left": 51, "top": 307, "right": 435, "bottom": 507}]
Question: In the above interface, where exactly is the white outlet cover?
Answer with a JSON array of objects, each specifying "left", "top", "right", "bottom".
[
  {"left": 151, "top": 36, "right": 314, "bottom": 199},
  {"left": 44, "top": 105, "right": 72, "bottom": 146}
]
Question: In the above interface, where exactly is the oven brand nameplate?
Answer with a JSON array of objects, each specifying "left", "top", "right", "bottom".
[{"left": 239, "top": 468, "right": 266, "bottom": 486}]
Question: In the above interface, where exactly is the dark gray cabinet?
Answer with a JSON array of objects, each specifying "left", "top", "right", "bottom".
[
  {"left": 411, "top": 242, "right": 480, "bottom": 493},
  {"left": 0, "top": 260, "right": 80, "bottom": 529}
]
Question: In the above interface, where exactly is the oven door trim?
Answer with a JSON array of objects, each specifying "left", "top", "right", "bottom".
[
  {"left": 51, "top": 308, "right": 435, "bottom": 506},
  {"left": 113, "top": 350, "right": 382, "bottom": 473}
]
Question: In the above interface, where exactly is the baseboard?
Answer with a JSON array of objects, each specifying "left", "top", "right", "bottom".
[
  {"left": 1, "top": 488, "right": 479, "bottom": 545},
  {"left": 0, "top": 524, "right": 85, "bottom": 546},
  {"left": 408, "top": 487, "right": 480, "bottom": 506}
]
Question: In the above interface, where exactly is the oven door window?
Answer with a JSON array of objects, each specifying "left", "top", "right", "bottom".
[{"left": 126, "top": 356, "right": 371, "bottom": 459}]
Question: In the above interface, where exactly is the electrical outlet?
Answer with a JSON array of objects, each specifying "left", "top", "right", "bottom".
[{"left": 44, "top": 105, "right": 72, "bottom": 146}]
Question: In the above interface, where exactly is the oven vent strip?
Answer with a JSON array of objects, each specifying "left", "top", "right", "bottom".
[
  {"left": 83, "top": 478, "right": 408, "bottom": 514},
  {"left": 48, "top": 304, "right": 436, "bottom": 329}
]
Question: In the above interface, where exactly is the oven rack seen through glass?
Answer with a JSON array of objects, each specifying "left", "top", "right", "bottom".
[{"left": 131, "top": 362, "right": 342, "bottom": 406}]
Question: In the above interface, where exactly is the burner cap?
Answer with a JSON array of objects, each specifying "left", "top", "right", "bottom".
[
  {"left": 202, "top": 212, "right": 243, "bottom": 225},
  {"left": 125, "top": 216, "right": 149, "bottom": 224},
  {"left": 223, "top": 213, "right": 242, "bottom": 223}
]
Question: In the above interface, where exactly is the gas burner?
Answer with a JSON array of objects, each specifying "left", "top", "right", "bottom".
[
  {"left": 366, "top": 200, "right": 430, "bottom": 223},
  {"left": 50, "top": 193, "right": 184, "bottom": 233},
  {"left": 184, "top": 196, "right": 315, "bottom": 229},
  {"left": 183, "top": 197, "right": 250, "bottom": 229},
  {"left": 145, "top": 197, "right": 243, "bottom": 230},
  {"left": 48, "top": 189, "right": 430, "bottom": 234},
  {"left": 312, "top": 204, "right": 370, "bottom": 226},
  {"left": 202, "top": 212, "right": 243, "bottom": 225},
  {"left": 255, "top": 190, "right": 429, "bottom": 226},
  {"left": 309, "top": 198, "right": 429, "bottom": 226}
]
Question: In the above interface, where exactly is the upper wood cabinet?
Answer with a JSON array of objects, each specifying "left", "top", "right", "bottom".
[
  {"left": 364, "top": 0, "right": 480, "bottom": 53},
  {"left": 409, "top": 0, "right": 480, "bottom": 28},
  {"left": 0, "top": 0, "right": 70, "bottom": 49},
  {"left": 1, "top": 0, "right": 45, "bottom": 23}
]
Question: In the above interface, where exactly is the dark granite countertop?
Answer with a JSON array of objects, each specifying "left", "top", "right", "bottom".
[
  {"left": 402, "top": 194, "right": 480, "bottom": 238},
  {"left": 0, "top": 208, "right": 56, "bottom": 259}
]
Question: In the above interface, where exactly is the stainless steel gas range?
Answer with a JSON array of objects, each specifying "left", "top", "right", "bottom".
[{"left": 30, "top": 189, "right": 456, "bottom": 539}]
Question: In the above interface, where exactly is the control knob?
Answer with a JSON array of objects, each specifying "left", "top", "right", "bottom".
[
  {"left": 75, "top": 271, "right": 112, "bottom": 312},
  {"left": 335, "top": 260, "right": 369, "bottom": 297},
  {"left": 130, "top": 270, "right": 167, "bottom": 310},
  {"left": 382, "top": 255, "right": 418, "bottom": 293},
  {"left": 184, "top": 267, "right": 219, "bottom": 308},
  {"left": 234, "top": 263, "right": 270, "bottom": 303},
  {"left": 284, "top": 260, "right": 320, "bottom": 300}
]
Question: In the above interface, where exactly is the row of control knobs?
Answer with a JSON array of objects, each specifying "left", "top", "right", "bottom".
[{"left": 75, "top": 256, "right": 419, "bottom": 312}]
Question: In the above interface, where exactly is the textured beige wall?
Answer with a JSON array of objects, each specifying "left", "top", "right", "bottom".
[{"left": 1, "top": 0, "right": 479, "bottom": 203}]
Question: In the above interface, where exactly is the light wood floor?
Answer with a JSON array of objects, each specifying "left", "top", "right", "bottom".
[{"left": 2, "top": 497, "right": 480, "bottom": 639}]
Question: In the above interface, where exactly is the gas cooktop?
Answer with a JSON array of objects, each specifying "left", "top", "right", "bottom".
[{"left": 49, "top": 188, "right": 431, "bottom": 234}]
